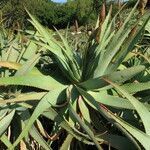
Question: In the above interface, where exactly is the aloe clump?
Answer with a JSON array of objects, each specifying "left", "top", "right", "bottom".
[{"left": 0, "top": 1, "right": 150, "bottom": 149}]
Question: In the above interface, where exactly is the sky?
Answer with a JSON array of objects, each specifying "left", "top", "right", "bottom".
[
  {"left": 52, "top": 0, "right": 67, "bottom": 3},
  {"left": 51, "top": 0, "right": 129, "bottom": 3},
  {"left": 51, "top": 0, "right": 128, "bottom": 3}
]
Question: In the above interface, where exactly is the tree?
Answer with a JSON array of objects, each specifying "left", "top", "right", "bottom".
[
  {"left": 1, "top": 0, "right": 56, "bottom": 28},
  {"left": 93, "top": 0, "right": 104, "bottom": 14}
]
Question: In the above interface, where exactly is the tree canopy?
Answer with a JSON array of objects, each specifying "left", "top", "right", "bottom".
[{"left": 0, "top": 0, "right": 140, "bottom": 29}]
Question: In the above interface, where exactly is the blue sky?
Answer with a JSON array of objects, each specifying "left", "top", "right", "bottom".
[
  {"left": 52, "top": 0, "right": 67, "bottom": 3},
  {"left": 52, "top": 0, "right": 128, "bottom": 3}
]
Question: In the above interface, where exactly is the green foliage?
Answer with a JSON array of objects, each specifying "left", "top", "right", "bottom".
[
  {"left": 0, "top": 0, "right": 96, "bottom": 29},
  {"left": 1, "top": 0, "right": 56, "bottom": 28},
  {"left": 0, "top": 2, "right": 150, "bottom": 150},
  {"left": 51, "top": 3, "right": 76, "bottom": 28},
  {"left": 73, "top": 0, "right": 95, "bottom": 25},
  {"left": 127, "top": 0, "right": 139, "bottom": 8}
]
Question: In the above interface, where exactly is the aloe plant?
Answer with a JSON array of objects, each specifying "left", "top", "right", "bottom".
[{"left": 0, "top": 1, "right": 150, "bottom": 150}]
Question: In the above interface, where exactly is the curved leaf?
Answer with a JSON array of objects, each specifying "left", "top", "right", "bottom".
[
  {"left": 0, "top": 110, "right": 15, "bottom": 136},
  {"left": 101, "top": 106, "right": 150, "bottom": 150},
  {"left": 88, "top": 91, "right": 134, "bottom": 109},
  {"left": 0, "top": 61, "right": 43, "bottom": 75},
  {"left": 60, "top": 134, "right": 73, "bottom": 150},
  {"left": 0, "top": 134, "right": 13, "bottom": 148},
  {"left": 0, "top": 75, "right": 66, "bottom": 90},
  {"left": 68, "top": 103, "right": 103, "bottom": 150},
  {"left": 103, "top": 78, "right": 150, "bottom": 135},
  {"left": 80, "top": 65, "right": 145, "bottom": 90},
  {"left": 9, "top": 87, "right": 65, "bottom": 149},
  {"left": 122, "top": 82, "right": 150, "bottom": 94}
]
